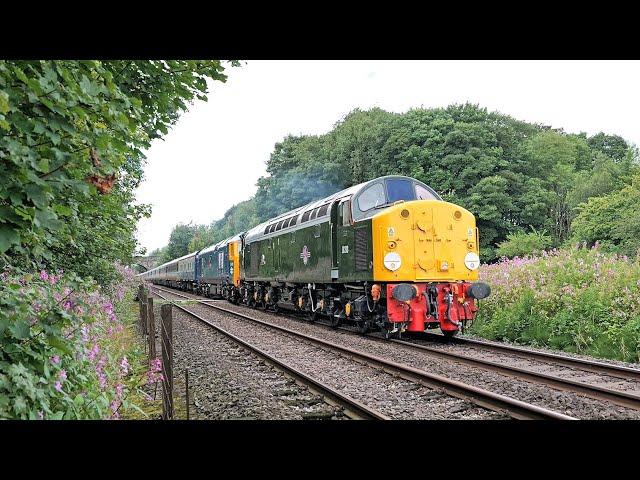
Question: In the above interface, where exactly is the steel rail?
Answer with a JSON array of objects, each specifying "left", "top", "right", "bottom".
[
  {"left": 151, "top": 285, "right": 575, "bottom": 420},
  {"left": 152, "top": 286, "right": 640, "bottom": 410},
  {"left": 152, "top": 290, "right": 389, "bottom": 420},
  {"left": 431, "top": 334, "right": 640, "bottom": 381}
]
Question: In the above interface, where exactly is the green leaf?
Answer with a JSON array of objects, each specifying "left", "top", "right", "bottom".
[
  {"left": 0, "top": 89, "right": 9, "bottom": 114},
  {"left": 0, "top": 224, "right": 20, "bottom": 253},
  {"left": 25, "top": 184, "right": 49, "bottom": 209},
  {"left": 46, "top": 336, "right": 73, "bottom": 355},
  {"left": 9, "top": 319, "right": 30, "bottom": 340}
]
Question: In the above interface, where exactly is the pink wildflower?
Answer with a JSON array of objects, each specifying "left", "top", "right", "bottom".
[
  {"left": 87, "top": 343, "right": 100, "bottom": 361},
  {"left": 120, "top": 357, "right": 129, "bottom": 375},
  {"left": 59, "top": 369, "right": 67, "bottom": 380},
  {"left": 54, "top": 381, "right": 63, "bottom": 392},
  {"left": 51, "top": 355, "right": 60, "bottom": 365},
  {"left": 39, "top": 270, "right": 49, "bottom": 281}
]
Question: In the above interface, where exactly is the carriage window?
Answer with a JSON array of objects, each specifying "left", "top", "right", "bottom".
[
  {"left": 357, "top": 183, "right": 385, "bottom": 212},
  {"left": 415, "top": 184, "right": 438, "bottom": 200},
  {"left": 301, "top": 210, "right": 312, "bottom": 222},
  {"left": 290, "top": 216, "right": 297, "bottom": 226},
  {"left": 310, "top": 207, "right": 320, "bottom": 220},
  {"left": 276, "top": 220, "right": 284, "bottom": 231},
  {"left": 386, "top": 178, "right": 415, "bottom": 203},
  {"left": 264, "top": 225, "right": 270, "bottom": 234},
  {"left": 317, "top": 204, "right": 329, "bottom": 217}
]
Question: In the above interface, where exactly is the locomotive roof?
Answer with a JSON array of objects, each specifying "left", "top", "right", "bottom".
[
  {"left": 198, "top": 233, "right": 244, "bottom": 256},
  {"left": 244, "top": 175, "right": 439, "bottom": 243}
]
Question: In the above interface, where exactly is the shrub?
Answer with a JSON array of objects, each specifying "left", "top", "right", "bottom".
[
  {"left": 570, "top": 173, "right": 640, "bottom": 257},
  {"left": 0, "top": 264, "right": 156, "bottom": 419},
  {"left": 495, "top": 228, "right": 553, "bottom": 259},
  {"left": 472, "top": 246, "right": 640, "bottom": 362}
]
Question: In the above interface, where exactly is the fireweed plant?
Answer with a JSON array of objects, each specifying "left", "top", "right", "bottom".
[
  {"left": 0, "top": 263, "right": 161, "bottom": 419},
  {"left": 472, "top": 244, "right": 640, "bottom": 362}
]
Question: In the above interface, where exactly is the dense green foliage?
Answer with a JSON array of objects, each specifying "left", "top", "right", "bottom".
[
  {"left": 0, "top": 265, "right": 156, "bottom": 419},
  {"left": 472, "top": 247, "right": 640, "bottom": 361},
  {"left": 496, "top": 228, "right": 553, "bottom": 258},
  {"left": 570, "top": 173, "right": 640, "bottom": 256},
  {"left": 0, "top": 60, "right": 236, "bottom": 419},
  {"left": 159, "top": 104, "right": 637, "bottom": 262},
  {"left": 0, "top": 60, "right": 235, "bottom": 284}
]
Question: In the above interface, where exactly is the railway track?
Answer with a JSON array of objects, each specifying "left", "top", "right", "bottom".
[
  {"left": 152, "top": 289, "right": 388, "bottom": 420},
  {"left": 151, "top": 285, "right": 575, "bottom": 420},
  {"left": 426, "top": 333, "right": 640, "bottom": 381},
  {"left": 151, "top": 285, "right": 640, "bottom": 414}
]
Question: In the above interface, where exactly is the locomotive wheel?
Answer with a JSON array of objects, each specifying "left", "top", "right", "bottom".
[
  {"left": 330, "top": 313, "right": 342, "bottom": 329},
  {"left": 441, "top": 329, "right": 458, "bottom": 338},
  {"left": 260, "top": 301, "right": 268, "bottom": 311},
  {"left": 307, "top": 310, "right": 318, "bottom": 323},
  {"left": 358, "top": 320, "right": 370, "bottom": 335},
  {"left": 248, "top": 298, "right": 256, "bottom": 309}
]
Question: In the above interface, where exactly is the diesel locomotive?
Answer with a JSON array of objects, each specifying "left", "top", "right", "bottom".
[{"left": 139, "top": 175, "right": 490, "bottom": 338}]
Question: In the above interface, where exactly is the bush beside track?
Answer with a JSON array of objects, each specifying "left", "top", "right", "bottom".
[
  {"left": 471, "top": 245, "right": 640, "bottom": 362},
  {"left": 0, "top": 264, "right": 162, "bottom": 419}
]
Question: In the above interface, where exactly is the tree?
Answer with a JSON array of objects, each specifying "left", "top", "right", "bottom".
[
  {"left": 0, "top": 60, "right": 237, "bottom": 283},
  {"left": 571, "top": 173, "right": 640, "bottom": 257},
  {"left": 157, "top": 104, "right": 639, "bottom": 263},
  {"left": 163, "top": 223, "right": 199, "bottom": 262}
]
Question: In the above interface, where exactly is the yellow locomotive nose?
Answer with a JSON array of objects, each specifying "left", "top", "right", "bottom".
[{"left": 371, "top": 200, "right": 480, "bottom": 283}]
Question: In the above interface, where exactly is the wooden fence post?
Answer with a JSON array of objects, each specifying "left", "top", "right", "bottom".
[
  {"left": 147, "top": 297, "right": 156, "bottom": 362},
  {"left": 161, "top": 303, "right": 173, "bottom": 420},
  {"left": 140, "top": 290, "right": 148, "bottom": 336}
]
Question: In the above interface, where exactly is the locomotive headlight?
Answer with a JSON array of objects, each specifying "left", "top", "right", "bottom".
[
  {"left": 464, "top": 252, "right": 480, "bottom": 270},
  {"left": 383, "top": 252, "right": 401, "bottom": 271}
]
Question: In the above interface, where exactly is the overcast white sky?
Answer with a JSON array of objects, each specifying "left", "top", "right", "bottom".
[{"left": 134, "top": 60, "right": 640, "bottom": 253}]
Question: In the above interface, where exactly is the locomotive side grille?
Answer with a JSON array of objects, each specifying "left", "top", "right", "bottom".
[{"left": 355, "top": 227, "right": 368, "bottom": 271}]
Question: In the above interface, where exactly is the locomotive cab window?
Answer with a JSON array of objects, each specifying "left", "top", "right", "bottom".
[
  {"left": 357, "top": 183, "right": 385, "bottom": 212},
  {"left": 415, "top": 184, "right": 439, "bottom": 200},
  {"left": 386, "top": 178, "right": 415, "bottom": 203}
]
